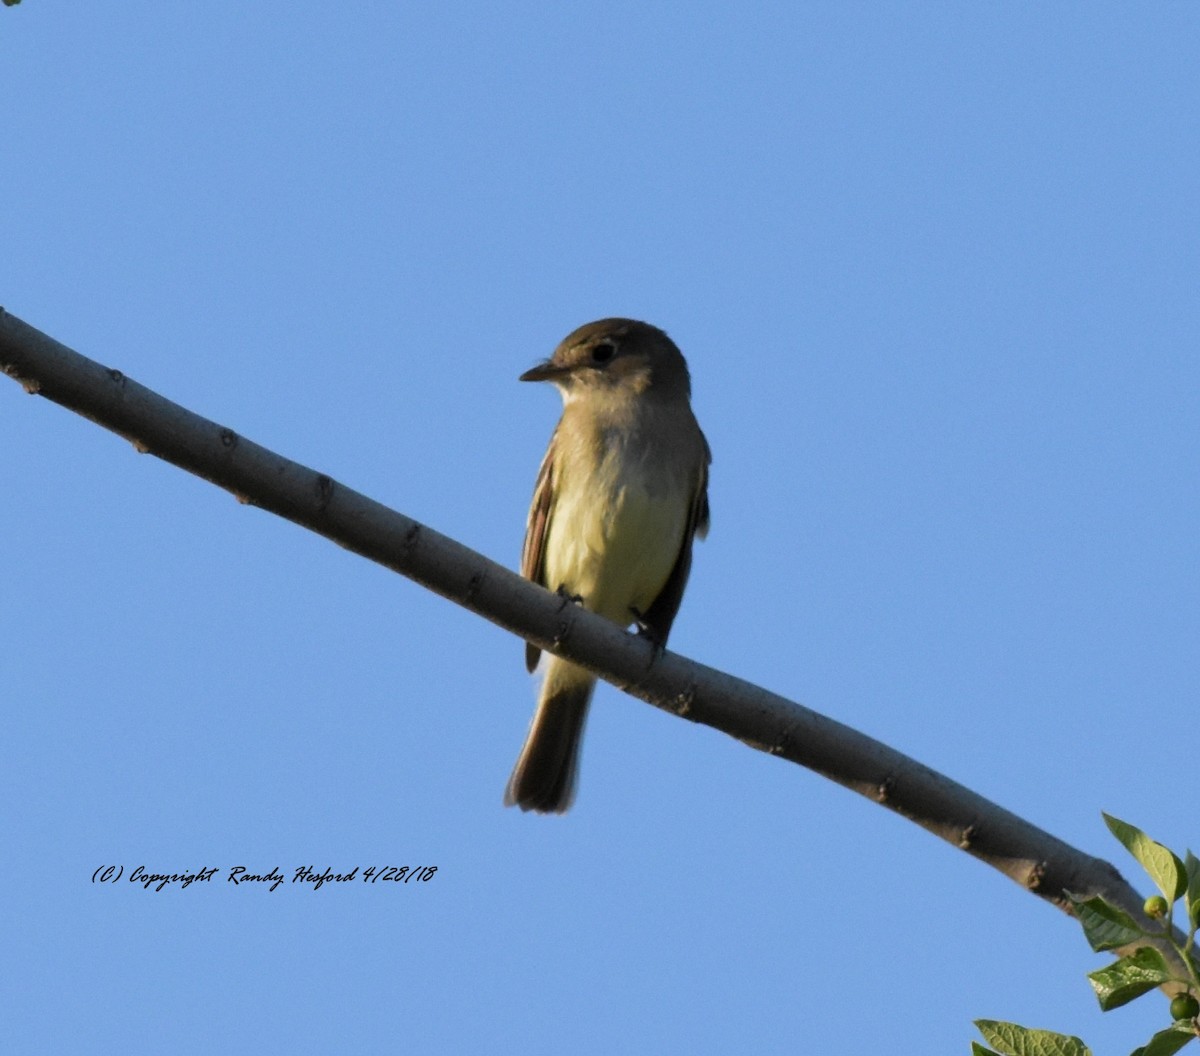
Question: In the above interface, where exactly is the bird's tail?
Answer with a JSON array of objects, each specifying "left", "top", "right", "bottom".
[{"left": 504, "top": 659, "right": 594, "bottom": 814}]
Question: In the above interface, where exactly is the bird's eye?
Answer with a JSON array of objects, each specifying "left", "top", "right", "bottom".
[{"left": 591, "top": 341, "right": 617, "bottom": 364}]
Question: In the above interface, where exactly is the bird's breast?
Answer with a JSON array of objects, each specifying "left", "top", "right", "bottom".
[{"left": 543, "top": 440, "right": 690, "bottom": 626}]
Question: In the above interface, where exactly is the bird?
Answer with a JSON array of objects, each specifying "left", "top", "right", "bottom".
[{"left": 505, "top": 318, "right": 711, "bottom": 813}]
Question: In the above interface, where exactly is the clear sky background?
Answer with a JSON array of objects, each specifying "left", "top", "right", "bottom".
[{"left": 3, "top": 4, "right": 1198, "bottom": 1053}]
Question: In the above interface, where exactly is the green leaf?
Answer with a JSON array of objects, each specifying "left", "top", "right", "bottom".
[
  {"left": 974, "top": 1019, "right": 1092, "bottom": 1056},
  {"left": 1087, "top": 946, "right": 1173, "bottom": 1010},
  {"left": 1185, "top": 852, "right": 1200, "bottom": 929},
  {"left": 1104, "top": 814, "right": 1187, "bottom": 902},
  {"left": 1069, "top": 893, "right": 1149, "bottom": 951},
  {"left": 1141, "top": 1023, "right": 1197, "bottom": 1056},
  {"left": 972, "top": 1044, "right": 1003, "bottom": 1056}
]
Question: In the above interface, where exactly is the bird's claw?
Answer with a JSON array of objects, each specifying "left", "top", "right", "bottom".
[
  {"left": 631, "top": 607, "right": 667, "bottom": 660},
  {"left": 554, "top": 584, "right": 585, "bottom": 606}
]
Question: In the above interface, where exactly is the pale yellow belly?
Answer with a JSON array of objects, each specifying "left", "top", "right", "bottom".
[{"left": 544, "top": 471, "right": 688, "bottom": 627}]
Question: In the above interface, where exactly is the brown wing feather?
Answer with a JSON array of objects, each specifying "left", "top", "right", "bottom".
[
  {"left": 639, "top": 430, "right": 711, "bottom": 646},
  {"left": 521, "top": 430, "right": 558, "bottom": 672}
]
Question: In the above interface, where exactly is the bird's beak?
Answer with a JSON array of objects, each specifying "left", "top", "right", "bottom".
[{"left": 519, "top": 360, "right": 570, "bottom": 383}]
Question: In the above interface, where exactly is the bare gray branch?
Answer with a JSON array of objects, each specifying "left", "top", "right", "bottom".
[{"left": 2, "top": 306, "right": 1187, "bottom": 975}]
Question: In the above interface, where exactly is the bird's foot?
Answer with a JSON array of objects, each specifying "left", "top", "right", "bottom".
[{"left": 630, "top": 607, "right": 667, "bottom": 660}]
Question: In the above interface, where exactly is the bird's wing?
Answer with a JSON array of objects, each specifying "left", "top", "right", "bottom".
[
  {"left": 521, "top": 429, "right": 558, "bottom": 672},
  {"left": 639, "top": 430, "right": 711, "bottom": 646}
]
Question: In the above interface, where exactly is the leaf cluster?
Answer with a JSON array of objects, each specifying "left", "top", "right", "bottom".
[{"left": 973, "top": 815, "right": 1200, "bottom": 1056}]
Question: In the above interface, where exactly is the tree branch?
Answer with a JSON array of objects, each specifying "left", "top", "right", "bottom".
[{"left": 1, "top": 306, "right": 1185, "bottom": 969}]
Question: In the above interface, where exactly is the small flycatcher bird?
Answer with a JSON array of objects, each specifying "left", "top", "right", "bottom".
[{"left": 505, "top": 318, "right": 711, "bottom": 813}]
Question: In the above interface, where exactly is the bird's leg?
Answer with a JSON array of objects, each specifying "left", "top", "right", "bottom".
[
  {"left": 630, "top": 607, "right": 667, "bottom": 660},
  {"left": 554, "top": 584, "right": 585, "bottom": 606}
]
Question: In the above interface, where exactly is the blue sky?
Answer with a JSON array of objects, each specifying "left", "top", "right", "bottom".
[{"left": 4, "top": 4, "right": 1198, "bottom": 1053}]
